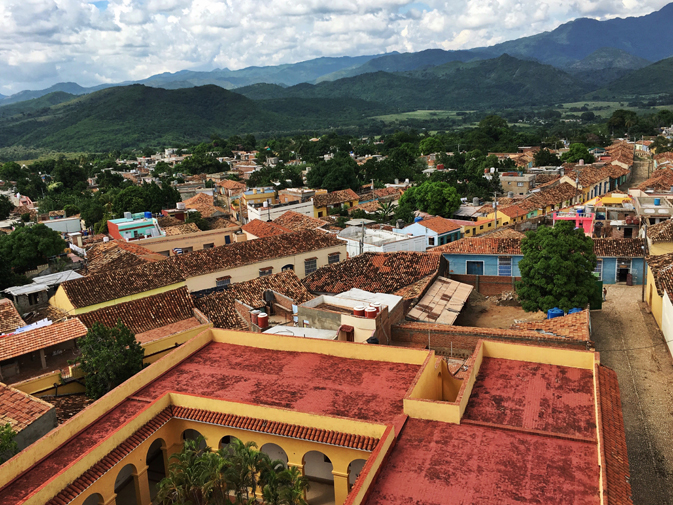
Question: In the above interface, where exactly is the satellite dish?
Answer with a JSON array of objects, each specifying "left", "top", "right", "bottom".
[{"left": 578, "top": 185, "right": 583, "bottom": 190}]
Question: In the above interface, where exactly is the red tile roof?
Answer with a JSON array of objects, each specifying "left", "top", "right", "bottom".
[
  {"left": 216, "top": 179, "right": 247, "bottom": 191},
  {"left": 593, "top": 238, "right": 645, "bottom": 257},
  {"left": 303, "top": 252, "right": 439, "bottom": 295},
  {"left": 273, "top": 211, "right": 327, "bottom": 232},
  {"left": 432, "top": 237, "right": 523, "bottom": 255},
  {"left": 416, "top": 216, "right": 461, "bottom": 234},
  {"left": 77, "top": 287, "right": 196, "bottom": 334},
  {"left": 645, "top": 253, "right": 673, "bottom": 296},
  {"left": 170, "top": 230, "right": 344, "bottom": 278},
  {"left": 0, "top": 382, "right": 53, "bottom": 432},
  {"left": 511, "top": 310, "right": 591, "bottom": 341},
  {"left": 497, "top": 204, "right": 527, "bottom": 219},
  {"left": 85, "top": 239, "right": 164, "bottom": 274},
  {"left": 241, "top": 219, "right": 292, "bottom": 238},
  {"left": 193, "top": 271, "right": 313, "bottom": 329},
  {"left": 312, "top": 188, "right": 358, "bottom": 208},
  {"left": 0, "top": 299, "right": 25, "bottom": 334},
  {"left": 182, "top": 193, "right": 214, "bottom": 206},
  {"left": 0, "top": 319, "right": 88, "bottom": 362},
  {"left": 61, "top": 261, "right": 186, "bottom": 308},
  {"left": 648, "top": 219, "right": 673, "bottom": 244},
  {"left": 597, "top": 365, "right": 633, "bottom": 505},
  {"left": 163, "top": 222, "right": 201, "bottom": 236},
  {"left": 636, "top": 169, "right": 673, "bottom": 191}
]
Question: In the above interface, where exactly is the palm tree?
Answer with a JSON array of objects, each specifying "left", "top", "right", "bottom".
[
  {"left": 375, "top": 201, "right": 395, "bottom": 223},
  {"left": 156, "top": 438, "right": 210, "bottom": 505},
  {"left": 223, "top": 439, "right": 269, "bottom": 503},
  {"left": 279, "top": 466, "right": 310, "bottom": 505},
  {"left": 259, "top": 459, "right": 287, "bottom": 505}
]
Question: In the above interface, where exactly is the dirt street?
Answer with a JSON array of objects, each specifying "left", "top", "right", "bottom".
[
  {"left": 592, "top": 284, "right": 673, "bottom": 505},
  {"left": 455, "top": 291, "right": 546, "bottom": 328},
  {"left": 627, "top": 157, "right": 652, "bottom": 188}
]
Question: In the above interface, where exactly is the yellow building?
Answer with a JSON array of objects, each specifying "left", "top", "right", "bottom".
[
  {"left": 484, "top": 204, "right": 528, "bottom": 227},
  {"left": 647, "top": 219, "right": 673, "bottom": 256},
  {"left": 0, "top": 327, "right": 631, "bottom": 505},
  {"left": 462, "top": 216, "right": 504, "bottom": 236},
  {"left": 312, "top": 189, "right": 359, "bottom": 218}
]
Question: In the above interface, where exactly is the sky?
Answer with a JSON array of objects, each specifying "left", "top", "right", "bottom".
[{"left": 0, "top": 0, "right": 669, "bottom": 95}]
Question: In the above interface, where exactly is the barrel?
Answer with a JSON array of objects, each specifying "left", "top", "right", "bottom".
[
  {"left": 353, "top": 306, "right": 366, "bottom": 317},
  {"left": 250, "top": 310, "right": 260, "bottom": 325},
  {"left": 655, "top": 198, "right": 661, "bottom": 206},
  {"left": 365, "top": 307, "right": 377, "bottom": 319},
  {"left": 370, "top": 302, "right": 381, "bottom": 315},
  {"left": 257, "top": 312, "right": 269, "bottom": 329},
  {"left": 547, "top": 307, "right": 564, "bottom": 319},
  {"left": 144, "top": 211, "right": 152, "bottom": 219},
  {"left": 568, "top": 308, "right": 583, "bottom": 315}
]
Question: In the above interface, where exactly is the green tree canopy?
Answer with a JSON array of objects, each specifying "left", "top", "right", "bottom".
[
  {"left": 0, "top": 423, "right": 18, "bottom": 464},
  {"left": 560, "top": 143, "right": 595, "bottom": 164},
  {"left": 0, "top": 194, "right": 13, "bottom": 220},
  {"left": 516, "top": 221, "right": 600, "bottom": 313},
  {"left": 0, "top": 224, "right": 67, "bottom": 274},
  {"left": 534, "top": 148, "right": 562, "bottom": 167},
  {"left": 73, "top": 321, "right": 145, "bottom": 400},
  {"left": 306, "top": 151, "right": 360, "bottom": 192},
  {"left": 398, "top": 181, "right": 461, "bottom": 218}
]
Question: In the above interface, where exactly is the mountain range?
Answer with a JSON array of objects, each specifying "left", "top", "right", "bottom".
[{"left": 2, "top": 3, "right": 673, "bottom": 106}]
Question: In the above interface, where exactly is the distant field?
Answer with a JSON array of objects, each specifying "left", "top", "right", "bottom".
[
  {"left": 558, "top": 101, "right": 673, "bottom": 118},
  {"left": 371, "top": 109, "right": 472, "bottom": 122}
]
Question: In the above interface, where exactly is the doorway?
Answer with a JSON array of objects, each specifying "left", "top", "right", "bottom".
[{"left": 617, "top": 258, "right": 631, "bottom": 283}]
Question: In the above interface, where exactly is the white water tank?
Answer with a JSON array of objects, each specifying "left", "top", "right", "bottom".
[{"left": 176, "top": 202, "right": 186, "bottom": 210}]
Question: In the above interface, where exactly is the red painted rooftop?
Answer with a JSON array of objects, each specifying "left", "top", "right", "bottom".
[
  {"left": 364, "top": 358, "right": 600, "bottom": 505},
  {"left": 0, "top": 341, "right": 420, "bottom": 504}
]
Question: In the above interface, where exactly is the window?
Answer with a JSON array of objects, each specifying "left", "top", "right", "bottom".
[
  {"left": 225, "top": 235, "right": 231, "bottom": 245},
  {"left": 203, "top": 243, "right": 215, "bottom": 249},
  {"left": 304, "top": 258, "right": 317, "bottom": 276},
  {"left": 28, "top": 293, "right": 40, "bottom": 305},
  {"left": 428, "top": 237, "right": 435, "bottom": 246},
  {"left": 479, "top": 225, "right": 484, "bottom": 230},
  {"left": 593, "top": 259, "right": 603, "bottom": 280},
  {"left": 328, "top": 253, "right": 340, "bottom": 264},
  {"left": 282, "top": 264, "right": 294, "bottom": 271},
  {"left": 318, "top": 211, "right": 324, "bottom": 218},
  {"left": 216, "top": 276, "right": 231, "bottom": 287},
  {"left": 259, "top": 267, "right": 273, "bottom": 277},
  {"left": 517, "top": 182, "right": 524, "bottom": 187},
  {"left": 498, "top": 256, "right": 512, "bottom": 276}
]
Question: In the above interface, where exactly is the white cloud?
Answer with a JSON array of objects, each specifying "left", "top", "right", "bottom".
[{"left": 0, "top": 0, "right": 669, "bottom": 93}]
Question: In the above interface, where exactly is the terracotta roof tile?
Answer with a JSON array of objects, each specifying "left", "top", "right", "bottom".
[
  {"left": 593, "top": 238, "right": 645, "bottom": 257},
  {"left": 273, "top": 211, "right": 326, "bottom": 232},
  {"left": 636, "top": 169, "right": 673, "bottom": 191},
  {"left": 242, "top": 219, "right": 292, "bottom": 238},
  {"left": 0, "top": 382, "right": 53, "bottom": 432},
  {"left": 598, "top": 365, "right": 633, "bottom": 505},
  {"left": 313, "top": 189, "right": 358, "bottom": 208},
  {"left": 414, "top": 216, "right": 462, "bottom": 234},
  {"left": 0, "top": 319, "right": 88, "bottom": 362},
  {"left": 61, "top": 261, "right": 185, "bottom": 308},
  {"left": 216, "top": 179, "right": 247, "bottom": 191},
  {"left": 511, "top": 310, "right": 591, "bottom": 341},
  {"left": 156, "top": 215, "right": 184, "bottom": 228},
  {"left": 645, "top": 252, "right": 673, "bottom": 296},
  {"left": 182, "top": 193, "right": 214, "bottom": 207},
  {"left": 170, "top": 230, "right": 344, "bottom": 278},
  {"left": 163, "top": 222, "right": 201, "bottom": 236},
  {"left": 303, "top": 252, "right": 439, "bottom": 295},
  {"left": 647, "top": 219, "right": 673, "bottom": 244},
  {"left": 432, "top": 237, "right": 523, "bottom": 255},
  {"left": 193, "top": 270, "right": 313, "bottom": 329},
  {"left": 497, "top": 205, "right": 527, "bottom": 219},
  {"left": 77, "top": 287, "right": 195, "bottom": 334},
  {"left": 0, "top": 299, "right": 25, "bottom": 334},
  {"left": 85, "top": 240, "right": 164, "bottom": 275}
]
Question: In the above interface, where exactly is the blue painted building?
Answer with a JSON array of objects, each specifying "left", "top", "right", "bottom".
[
  {"left": 434, "top": 237, "right": 645, "bottom": 285},
  {"left": 396, "top": 216, "right": 463, "bottom": 249}
]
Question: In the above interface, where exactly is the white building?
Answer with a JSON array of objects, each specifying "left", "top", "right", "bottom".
[
  {"left": 337, "top": 226, "right": 426, "bottom": 257},
  {"left": 247, "top": 200, "right": 315, "bottom": 222}
]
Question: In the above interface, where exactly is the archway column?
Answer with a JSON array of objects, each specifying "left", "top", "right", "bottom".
[
  {"left": 133, "top": 465, "right": 152, "bottom": 505},
  {"left": 331, "top": 470, "right": 350, "bottom": 505},
  {"left": 102, "top": 494, "right": 117, "bottom": 505}
]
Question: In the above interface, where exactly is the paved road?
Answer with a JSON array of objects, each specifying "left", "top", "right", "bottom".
[
  {"left": 628, "top": 157, "right": 652, "bottom": 188},
  {"left": 593, "top": 284, "right": 673, "bottom": 505}
]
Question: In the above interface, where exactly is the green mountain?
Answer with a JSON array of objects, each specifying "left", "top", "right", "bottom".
[
  {"left": 239, "top": 55, "right": 588, "bottom": 109},
  {"left": 564, "top": 47, "right": 652, "bottom": 87},
  {"left": 0, "top": 85, "right": 388, "bottom": 151},
  {"left": 591, "top": 56, "right": 673, "bottom": 98},
  {"left": 0, "top": 92, "right": 76, "bottom": 119},
  {"left": 0, "top": 82, "right": 89, "bottom": 106}
]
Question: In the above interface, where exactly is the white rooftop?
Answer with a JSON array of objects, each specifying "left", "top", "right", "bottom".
[
  {"left": 263, "top": 325, "right": 337, "bottom": 340},
  {"left": 4, "top": 283, "right": 49, "bottom": 296}
]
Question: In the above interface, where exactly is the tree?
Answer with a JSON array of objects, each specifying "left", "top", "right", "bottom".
[
  {"left": 73, "top": 321, "right": 145, "bottom": 399},
  {"left": 534, "top": 148, "right": 562, "bottom": 167},
  {"left": 375, "top": 201, "right": 395, "bottom": 223},
  {"left": 0, "top": 194, "right": 13, "bottom": 220},
  {"left": 63, "top": 204, "right": 80, "bottom": 217},
  {"left": 398, "top": 181, "right": 461, "bottom": 218},
  {"left": 516, "top": 221, "right": 600, "bottom": 313},
  {"left": 0, "top": 224, "right": 67, "bottom": 274},
  {"left": 0, "top": 423, "right": 18, "bottom": 463},
  {"left": 560, "top": 143, "right": 595, "bottom": 164},
  {"left": 419, "top": 136, "right": 444, "bottom": 155},
  {"left": 186, "top": 211, "right": 210, "bottom": 231},
  {"left": 306, "top": 152, "right": 360, "bottom": 192}
]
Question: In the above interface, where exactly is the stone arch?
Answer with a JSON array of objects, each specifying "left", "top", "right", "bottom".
[
  {"left": 348, "top": 459, "right": 367, "bottom": 487},
  {"left": 281, "top": 264, "right": 294, "bottom": 272},
  {"left": 145, "top": 438, "right": 167, "bottom": 501},
  {"left": 261, "top": 442, "right": 288, "bottom": 465},
  {"left": 81, "top": 493, "right": 104, "bottom": 505},
  {"left": 182, "top": 429, "right": 207, "bottom": 450},
  {"left": 114, "top": 463, "right": 139, "bottom": 505},
  {"left": 302, "top": 450, "right": 334, "bottom": 505},
  {"left": 219, "top": 434, "right": 241, "bottom": 454}
]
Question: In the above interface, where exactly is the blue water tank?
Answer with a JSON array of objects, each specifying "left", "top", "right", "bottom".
[
  {"left": 655, "top": 198, "right": 661, "bottom": 206},
  {"left": 414, "top": 216, "right": 423, "bottom": 223},
  {"left": 568, "top": 308, "right": 583, "bottom": 314},
  {"left": 144, "top": 211, "right": 152, "bottom": 219},
  {"left": 547, "top": 307, "right": 564, "bottom": 319}
]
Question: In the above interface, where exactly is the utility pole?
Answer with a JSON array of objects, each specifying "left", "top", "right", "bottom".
[
  {"left": 642, "top": 222, "right": 648, "bottom": 302},
  {"left": 493, "top": 192, "right": 498, "bottom": 229}
]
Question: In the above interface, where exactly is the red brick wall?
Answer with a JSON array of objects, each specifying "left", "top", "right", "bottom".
[
  {"left": 450, "top": 274, "right": 521, "bottom": 296},
  {"left": 392, "top": 322, "right": 589, "bottom": 356}
]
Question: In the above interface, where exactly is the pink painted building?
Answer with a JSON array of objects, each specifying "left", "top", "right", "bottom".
[{"left": 553, "top": 211, "right": 594, "bottom": 235}]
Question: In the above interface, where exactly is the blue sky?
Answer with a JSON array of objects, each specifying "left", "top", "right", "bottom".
[{"left": 0, "top": 0, "right": 669, "bottom": 94}]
